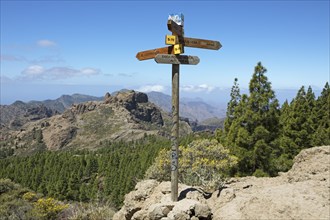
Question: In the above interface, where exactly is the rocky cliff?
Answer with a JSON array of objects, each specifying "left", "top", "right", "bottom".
[{"left": 114, "top": 146, "right": 330, "bottom": 220}]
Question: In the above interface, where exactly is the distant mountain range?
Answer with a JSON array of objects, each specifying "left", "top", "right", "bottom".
[
  {"left": 147, "top": 91, "right": 226, "bottom": 122},
  {"left": 0, "top": 94, "right": 103, "bottom": 129},
  {"left": 29, "top": 93, "right": 103, "bottom": 113}
]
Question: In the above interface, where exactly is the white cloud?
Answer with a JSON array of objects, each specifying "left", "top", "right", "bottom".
[
  {"left": 181, "top": 84, "right": 215, "bottom": 93},
  {"left": 19, "top": 65, "right": 100, "bottom": 81},
  {"left": 118, "top": 72, "right": 137, "bottom": 77},
  {"left": 37, "top": 40, "right": 56, "bottom": 47},
  {"left": 80, "top": 68, "right": 100, "bottom": 76},
  {"left": 22, "top": 65, "right": 45, "bottom": 76},
  {"left": 137, "top": 85, "right": 165, "bottom": 93}
]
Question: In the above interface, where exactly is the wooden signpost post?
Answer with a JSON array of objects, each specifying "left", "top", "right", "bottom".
[{"left": 136, "top": 14, "right": 221, "bottom": 202}]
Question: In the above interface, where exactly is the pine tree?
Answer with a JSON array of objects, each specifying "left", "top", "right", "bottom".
[
  {"left": 286, "top": 86, "right": 316, "bottom": 152},
  {"left": 224, "top": 78, "right": 241, "bottom": 133},
  {"left": 311, "top": 82, "right": 330, "bottom": 145},
  {"left": 224, "top": 62, "right": 280, "bottom": 176},
  {"left": 276, "top": 85, "right": 320, "bottom": 164},
  {"left": 276, "top": 100, "right": 297, "bottom": 159}
]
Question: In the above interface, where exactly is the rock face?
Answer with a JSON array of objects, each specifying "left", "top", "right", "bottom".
[
  {"left": 114, "top": 146, "right": 330, "bottom": 220},
  {"left": 105, "top": 90, "right": 163, "bottom": 126},
  {"left": 0, "top": 103, "right": 57, "bottom": 130}
]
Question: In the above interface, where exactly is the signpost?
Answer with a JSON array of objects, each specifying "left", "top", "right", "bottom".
[{"left": 136, "top": 14, "right": 221, "bottom": 202}]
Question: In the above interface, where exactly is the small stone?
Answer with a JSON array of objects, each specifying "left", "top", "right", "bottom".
[
  {"left": 220, "top": 188, "right": 235, "bottom": 203},
  {"left": 194, "top": 203, "right": 212, "bottom": 219},
  {"left": 149, "top": 204, "right": 172, "bottom": 220}
]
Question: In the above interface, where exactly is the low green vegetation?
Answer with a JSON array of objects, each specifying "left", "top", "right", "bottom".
[
  {"left": 0, "top": 136, "right": 170, "bottom": 208},
  {"left": 0, "top": 178, "right": 116, "bottom": 219},
  {"left": 0, "top": 178, "right": 68, "bottom": 220}
]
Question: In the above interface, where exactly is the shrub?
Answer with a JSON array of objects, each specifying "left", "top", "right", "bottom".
[
  {"left": 145, "top": 139, "right": 238, "bottom": 191},
  {"left": 32, "top": 197, "right": 69, "bottom": 219},
  {"left": 22, "top": 192, "right": 39, "bottom": 202},
  {"left": 0, "top": 178, "right": 16, "bottom": 194},
  {"left": 63, "top": 202, "right": 116, "bottom": 220}
]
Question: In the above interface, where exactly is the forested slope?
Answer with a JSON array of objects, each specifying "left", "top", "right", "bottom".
[{"left": 0, "top": 136, "right": 170, "bottom": 208}]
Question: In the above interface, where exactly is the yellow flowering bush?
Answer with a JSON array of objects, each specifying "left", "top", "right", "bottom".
[
  {"left": 33, "top": 197, "right": 69, "bottom": 219},
  {"left": 22, "top": 192, "right": 38, "bottom": 202},
  {"left": 145, "top": 138, "right": 238, "bottom": 190}
]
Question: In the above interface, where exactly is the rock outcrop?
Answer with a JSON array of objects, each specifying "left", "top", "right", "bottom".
[
  {"left": 114, "top": 146, "right": 330, "bottom": 220},
  {"left": 105, "top": 90, "right": 163, "bottom": 126}
]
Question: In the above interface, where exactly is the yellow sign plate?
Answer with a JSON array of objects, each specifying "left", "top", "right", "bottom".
[
  {"left": 165, "top": 35, "right": 178, "bottom": 45},
  {"left": 173, "top": 44, "right": 184, "bottom": 54}
]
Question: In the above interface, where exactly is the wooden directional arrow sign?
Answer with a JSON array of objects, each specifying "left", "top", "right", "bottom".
[
  {"left": 154, "top": 54, "right": 200, "bottom": 65},
  {"left": 136, "top": 46, "right": 175, "bottom": 61},
  {"left": 165, "top": 35, "right": 221, "bottom": 50},
  {"left": 183, "top": 37, "right": 221, "bottom": 50}
]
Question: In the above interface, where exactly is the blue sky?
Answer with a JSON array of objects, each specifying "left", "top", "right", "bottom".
[{"left": 1, "top": 0, "right": 329, "bottom": 104}]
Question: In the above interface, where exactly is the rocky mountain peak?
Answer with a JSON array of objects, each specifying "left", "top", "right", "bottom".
[
  {"left": 103, "top": 90, "right": 162, "bottom": 126},
  {"left": 104, "top": 90, "right": 148, "bottom": 108}
]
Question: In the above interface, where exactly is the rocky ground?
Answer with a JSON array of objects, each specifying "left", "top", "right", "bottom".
[{"left": 114, "top": 146, "right": 330, "bottom": 220}]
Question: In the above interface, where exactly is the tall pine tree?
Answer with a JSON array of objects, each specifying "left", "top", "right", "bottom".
[
  {"left": 311, "top": 82, "right": 330, "bottom": 146},
  {"left": 279, "top": 86, "right": 316, "bottom": 158},
  {"left": 219, "top": 78, "right": 241, "bottom": 144},
  {"left": 223, "top": 62, "right": 280, "bottom": 176},
  {"left": 224, "top": 78, "right": 241, "bottom": 132}
]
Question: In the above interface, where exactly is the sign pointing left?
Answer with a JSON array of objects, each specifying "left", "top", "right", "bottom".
[{"left": 136, "top": 46, "right": 174, "bottom": 61}]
